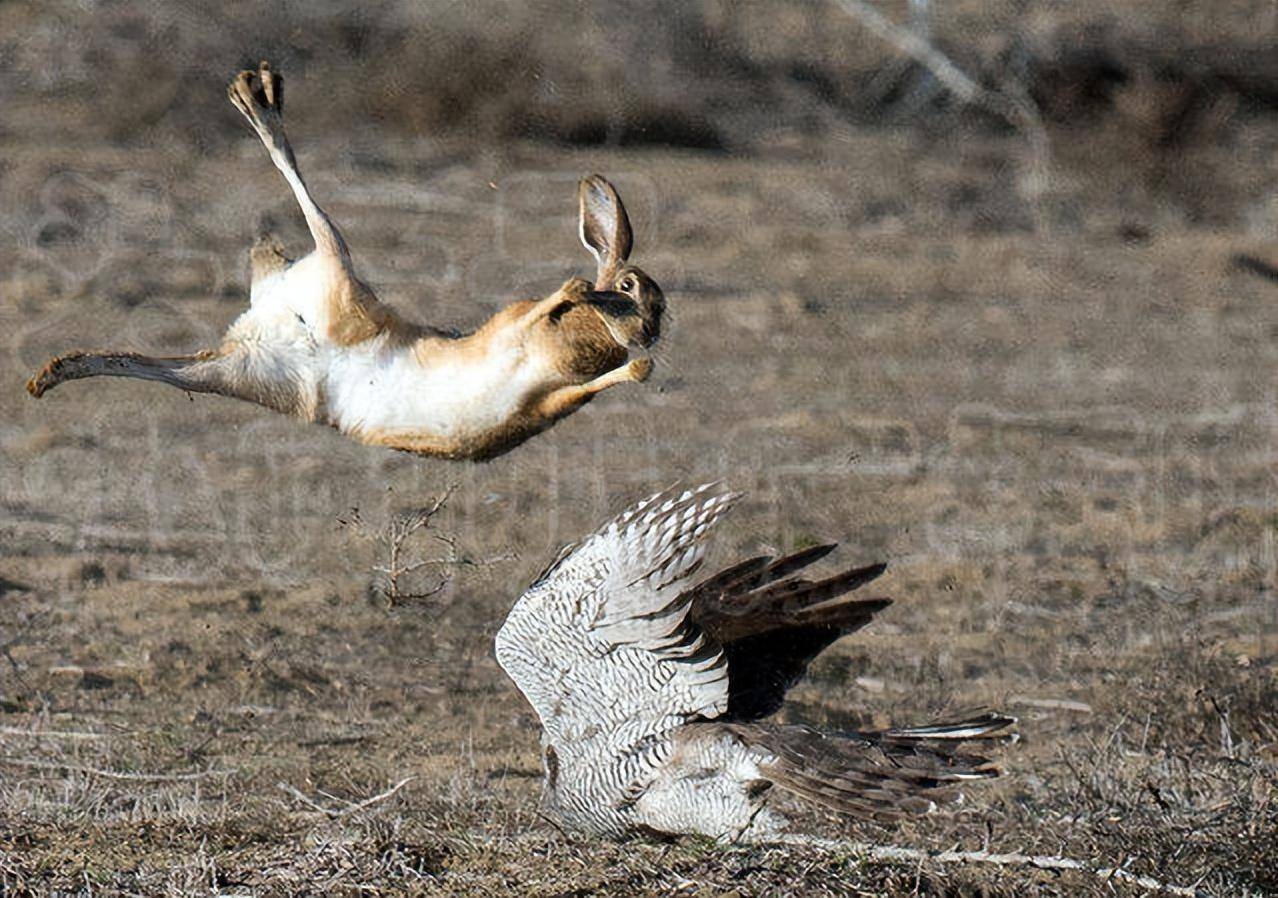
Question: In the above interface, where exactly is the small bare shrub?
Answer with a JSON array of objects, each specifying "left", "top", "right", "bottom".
[{"left": 338, "top": 486, "right": 510, "bottom": 608}]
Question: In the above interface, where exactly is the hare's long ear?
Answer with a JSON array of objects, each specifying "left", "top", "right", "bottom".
[{"left": 579, "top": 175, "right": 633, "bottom": 288}]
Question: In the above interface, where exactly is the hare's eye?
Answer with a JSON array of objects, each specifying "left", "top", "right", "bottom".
[{"left": 619, "top": 275, "right": 637, "bottom": 292}]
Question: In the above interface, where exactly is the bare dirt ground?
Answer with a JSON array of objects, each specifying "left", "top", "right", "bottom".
[{"left": 2, "top": 2, "right": 1278, "bottom": 895}]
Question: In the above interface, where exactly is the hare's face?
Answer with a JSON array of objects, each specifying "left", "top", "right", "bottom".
[
  {"left": 610, "top": 266, "right": 664, "bottom": 347},
  {"left": 576, "top": 174, "right": 663, "bottom": 347}
]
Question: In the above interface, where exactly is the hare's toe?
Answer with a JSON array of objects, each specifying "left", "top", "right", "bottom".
[
  {"left": 227, "top": 69, "right": 258, "bottom": 116},
  {"left": 227, "top": 61, "right": 283, "bottom": 131},
  {"left": 257, "top": 60, "right": 282, "bottom": 111},
  {"left": 25, "top": 370, "right": 45, "bottom": 398}
]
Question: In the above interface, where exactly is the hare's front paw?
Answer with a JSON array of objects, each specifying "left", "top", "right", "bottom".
[{"left": 627, "top": 357, "right": 653, "bottom": 383}]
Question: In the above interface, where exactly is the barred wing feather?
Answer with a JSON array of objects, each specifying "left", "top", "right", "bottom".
[{"left": 496, "top": 485, "right": 739, "bottom": 754}]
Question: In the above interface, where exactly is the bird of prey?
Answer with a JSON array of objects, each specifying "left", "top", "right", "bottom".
[{"left": 496, "top": 484, "right": 1014, "bottom": 841}]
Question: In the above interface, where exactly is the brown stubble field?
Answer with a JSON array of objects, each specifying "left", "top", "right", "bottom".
[{"left": 2, "top": 1, "right": 1278, "bottom": 895}]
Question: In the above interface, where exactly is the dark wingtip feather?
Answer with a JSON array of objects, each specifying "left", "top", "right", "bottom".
[
  {"left": 763, "top": 543, "right": 838, "bottom": 579},
  {"left": 689, "top": 549, "right": 893, "bottom": 721}
]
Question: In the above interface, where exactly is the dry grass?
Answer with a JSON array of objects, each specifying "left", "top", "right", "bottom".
[{"left": 3, "top": 1, "right": 1278, "bottom": 895}]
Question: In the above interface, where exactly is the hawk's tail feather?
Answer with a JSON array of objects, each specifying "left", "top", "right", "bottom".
[{"left": 729, "top": 712, "right": 1015, "bottom": 820}]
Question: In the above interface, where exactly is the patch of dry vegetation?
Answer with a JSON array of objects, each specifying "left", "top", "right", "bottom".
[
  {"left": 0, "top": 534, "right": 1272, "bottom": 894},
  {"left": 6, "top": 0, "right": 1278, "bottom": 157}
]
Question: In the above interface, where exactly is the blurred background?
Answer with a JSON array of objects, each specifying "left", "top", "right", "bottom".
[{"left": 1, "top": 2, "right": 1276, "bottom": 894}]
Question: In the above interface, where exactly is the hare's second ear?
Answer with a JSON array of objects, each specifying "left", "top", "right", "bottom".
[{"left": 578, "top": 174, "right": 633, "bottom": 288}]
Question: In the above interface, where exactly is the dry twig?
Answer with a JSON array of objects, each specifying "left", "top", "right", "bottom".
[
  {"left": 777, "top": 835, "right": 1208, "bottom": 897},
  {"left": 278, "top": 776, "right": 416, "bottom": 819},
  {"left": 0, "top": 725, "right": 110, "bottom": 741},
  {"left": 830, "top": 0, "right": 1050, "bottom": 205},
  {"left": 1007, "top": 696, "right": 1093, "bottom": 714},
  {"left": 0, "top": 756, "right": 233, "bottom": 782}
]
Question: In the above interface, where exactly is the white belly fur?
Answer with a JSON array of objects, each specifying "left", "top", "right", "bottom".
[
  {"left": 234, "top": 251, "right": 551, "bottom": 440},
  {"left": 323, "top": 336, "right": 546, "bottom": 440}
]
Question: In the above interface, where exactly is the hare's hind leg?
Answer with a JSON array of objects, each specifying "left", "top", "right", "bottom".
[
  {"left": 228, "top": 62, "right": 350, "bottom": 262},
  {"left": 27, "top": 345, "right": 314, "bottom": 417},
  {"left": 536, "top": 358, "right": 652, "bottom": 419},
  {"left": 28, "top": 349, "right": 225, "bottom": 399}
]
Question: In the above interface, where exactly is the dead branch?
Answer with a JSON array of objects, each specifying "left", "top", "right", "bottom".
[
  {"left": 295, "top": 734, "right": 371, "bottom": 749},
  {"left": 278, "top": 776, "right": 416, "bottom": 819},
  {"left": 1232, "top": 252, "right": 1278, "bottom": 284},
  {"left": 776, "top": 835, "right": 1207, "bottom": 897},
  {"left": 0, "top": 756, "right": 233, "bottom": 782},
  {"left": 340, "top": 776, "right": 416, "bottom": 816},
  {"left": 0, "top": 725, "right": 110, "bottom": 741},
  {"left": 277, "top": 781, "right": 332, "bottom": 816},
  {"left": 1007, "top": 696, "right": 1093, "bottom": 714},
  {"left": 830, "top": 0, "right": 1050, "bottom": 203}
]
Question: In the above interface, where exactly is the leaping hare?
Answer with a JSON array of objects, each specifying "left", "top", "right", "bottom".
[{"left": 26, "top": 61, "right": 664, "bottom": 461}]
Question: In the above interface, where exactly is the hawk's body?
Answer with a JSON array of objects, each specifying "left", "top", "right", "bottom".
[{"left": 496, "top": 485, "right": 1013, "bottom": 841}]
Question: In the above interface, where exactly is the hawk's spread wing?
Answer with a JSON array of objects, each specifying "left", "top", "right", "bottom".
[{"left": 496, "top": 485, "right": 737, "bottom": 757}]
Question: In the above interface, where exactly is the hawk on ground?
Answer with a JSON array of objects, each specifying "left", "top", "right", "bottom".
[{"left": 496, "top": 484, "right": 1014, "bottom": 840}]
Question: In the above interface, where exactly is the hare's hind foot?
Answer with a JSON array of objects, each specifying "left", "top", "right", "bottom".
[
  {"left": 26, "top": 352, "right": 81, "bottom": 397},
  {"left": 228, "top": 60, "right": 351, "bottom": 262},
  {"left": 228, "top": 61, "right": 287, "bottom": 153}
]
